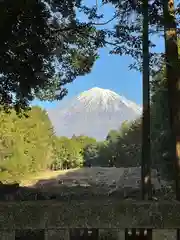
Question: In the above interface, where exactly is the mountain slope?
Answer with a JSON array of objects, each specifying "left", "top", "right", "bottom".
[{"left": 47, "top": 87, "right": 141, "bottom": 140}]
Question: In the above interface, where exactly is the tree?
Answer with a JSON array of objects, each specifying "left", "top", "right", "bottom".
[
  {"left": 119, "top": 121, "right": 131, "bottom": 137},
  {"left": 50, "top": 137, "right": 69, "bottom": 170},
  {"left": 82, "top": 120, "right": 142, "bottom": 168},
  {"left": 150, "top": 36, "right": 180, "bottom": 180},
  {"left": 106, "top": 130, "right": 120, "bottom": 143},
  {"left": 0, "top": 106, "right": 55, "bottom": 181},
  {"left": 114, "top": 120, "right": 142, "bottom": 167},
  {"left": 51, "top": 136, "right": 84, "bottom": 170},
  {"left": 162, "top": 0, "right": 180, "bottom": 202},
  {"left": 66, "top": 139, "right": 84, "bottom": 168},
  {"left": 1, "top": 0, "right": 171, "bottom": 112},
  {"left": 106, "top": 130, "right": 121, "bottom": 166},
  {"left": 141, "top": 0, "right": 152, "bottom": 201},
  {"left": 83, "top": 143, "right": 100, "bottom": 167},
  {"left": 0, "top": 0, "right": 104, "bottom": 111},
  {"left": 97, "top": 141, "right": 111, "bottom": 166},
  {"left": 71, "top": 135, "right": 97, "bottom": 151},
  {"left": 101, "top": 0, "right": 165, "bottom": 72},
  {"left": 150, "top": 69, "right": 172, "bottom": 179}
]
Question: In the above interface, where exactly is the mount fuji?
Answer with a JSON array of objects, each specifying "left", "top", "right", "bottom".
[{"left": 47, "top": 87, "right": 142, "bottom": 140}]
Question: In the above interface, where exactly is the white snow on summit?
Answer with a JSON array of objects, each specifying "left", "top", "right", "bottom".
[
  {"left": 77, "top": 87, "right": 141, "bottom": 113},
  {"left": 48, "top": 87, "right": 142, "bottom": 140},
  {"left": 78, "top": 87, "right": 119, "bottom": 101}
]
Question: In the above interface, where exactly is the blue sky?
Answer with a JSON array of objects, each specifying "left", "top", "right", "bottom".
[{"left": 33, "top": 1, "right": 164, "bottom": 110}]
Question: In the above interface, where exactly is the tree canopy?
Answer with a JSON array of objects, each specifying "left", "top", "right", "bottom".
[
  {"left": 1, "top": 0, "right": 178, "bottom": 111},
  {"left": 0, "top": 0, "right": 104, "bottom": 111}
]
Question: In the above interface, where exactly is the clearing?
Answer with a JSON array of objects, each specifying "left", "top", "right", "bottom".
[{"left": 15, "top": 167, "right": 172, "bottom": 201}]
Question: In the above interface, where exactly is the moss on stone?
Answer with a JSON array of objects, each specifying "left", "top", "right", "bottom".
[{"left": 0, "top": 200, "right": 180, "bottom": 229}]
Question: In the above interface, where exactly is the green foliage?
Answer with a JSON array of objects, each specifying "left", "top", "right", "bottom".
[
  {"left": 150, "top": 39, "right": 180, "bottom": 180},
  {"left": 0, "top": 0, "right": 178, "bottom": 185},
  {"left": 51, "top": 137, "right": 69, "bottom": 170},
  {"left": 83, "top": 120, "right": 141, "bottom": 168},
  {"left": 114, "top": 119, "right": 142, "bottom": 167},
  {"left": 0, "top": 66, "right": 174, "bottom": 182},
  {"left": 0, "top": 0, "right": 104, "bottom": 111},
  {"left": 0, "top": 102, "right": 102, "bottom": 180},
  {"left": 0, "top": 66, "right": 172, "bottom": 181},
  {"left": 150, "top": 69, "right": 172, "bottom": 180},
  {"left": 1, "top": 0, "right": 173, "bottom": 111},
  {"left": 50, "top": 135, "right": 96, "bottom": 170},
  {"left": 71, "top": 135, "right": 97, "bottom": 152},
  {"left": 0, "top": 106, "right": 98, "bottom": 180},
  {"left": 0, "top": 106, "right": 54, "bottom": 180},
  {"left": 106, "top": 129, "right": 119, "bottom": 143},
  {"left": 83, "top": 143, "right": 100, "bottom": 167}
]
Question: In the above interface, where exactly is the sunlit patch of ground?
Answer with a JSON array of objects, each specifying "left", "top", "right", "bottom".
[
  {"left": 16, "top": 167, "right": 172, "bottom": 200},
  {"left": 0, "top": 166, "right": 173, "bottom": 201},
  {"left": 19, "top": 168, "right": 74, "bottom": 187},
  {"left": 21, "top": 167, "right": 125, "bottom": 189},
  {"left": 0, "top": 166, "right": 174, "bottom": 202},
  {"left": 15, "top": 167, "right": 128, "bottom": 199}
]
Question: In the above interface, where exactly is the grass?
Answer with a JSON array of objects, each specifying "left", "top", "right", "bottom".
[
  {"left": 19, "top": 168, "right": 78, "bottom": 187},
  {"left": 0, "top": 168, "right": 80, "bottom": 185}
]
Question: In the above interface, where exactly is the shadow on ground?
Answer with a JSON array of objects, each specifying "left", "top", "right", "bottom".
[{"left": 0, "top": 167, "right": 174, "bottom": 201}]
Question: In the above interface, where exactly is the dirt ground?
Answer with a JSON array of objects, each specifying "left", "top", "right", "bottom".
[
  {"left": 18, "top": 167, "right": 172, "bottom": 200},
  {"left": 21, "top": 166, "right": 168, "bottom": 188},
  {"left": 21, "top": 167, "right": 125, "bottom": 187},
  {"left": 13, "top": 168, "right": 176, "bottom": 239}
]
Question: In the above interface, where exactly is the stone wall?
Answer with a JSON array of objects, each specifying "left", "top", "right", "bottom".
[
  {"left": 0, "top": 200, "right": 179, "bottom": 239},
  {"left": 0, "top": 229, "right": 177, "bottom": 240}
]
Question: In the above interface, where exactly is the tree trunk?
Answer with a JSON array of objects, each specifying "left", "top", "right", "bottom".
[
  {"left": 141, "top": 0, "right": 152, "bottom": 202},
  {"left": 163, "top": 0, "right": 180, "bottom": 199},
  {"left": 162, "top": 0, "right": 180, "bottom": 239},
  {"left": 126, "top": 0, "right": 152, "bottom": 239},
  {"left": 141, "top": 0, "right": 152, "bottom": 239}
]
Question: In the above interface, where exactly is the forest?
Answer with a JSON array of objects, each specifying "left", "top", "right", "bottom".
[
  {"left": 0, "top": 1, "right": 180, "bottom": 239},
  {"left": 0, "top": 66, "right": 171, "bottom": 182},
  {"left": 0, "top": 0, "right": 179, "bottom": 185}
]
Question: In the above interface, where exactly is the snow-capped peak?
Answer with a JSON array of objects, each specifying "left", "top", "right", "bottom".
[
  {"left": 47, "top": 87, "right": 142, "bottom": 140},
  {"left": 76, "top": 87, "right": 121, "bottom": 112},
  {"left": 77, "top": 87, "right": 119, "bottom": 102},
  {"left": 77, "top": 87, "right": 141, "bottom": 114}
]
